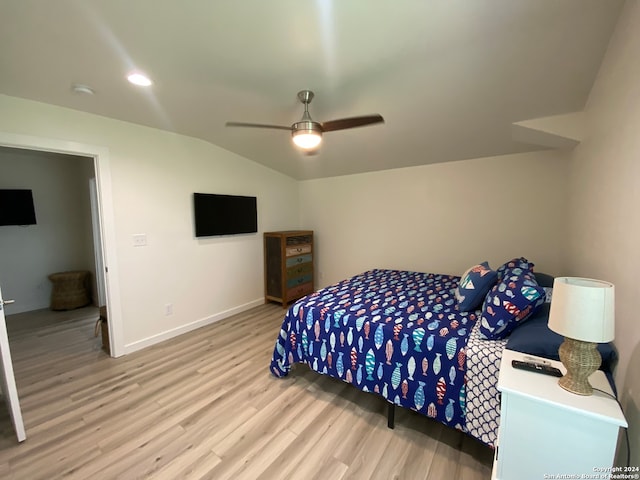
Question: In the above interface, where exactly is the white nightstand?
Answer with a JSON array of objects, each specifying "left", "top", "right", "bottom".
[{"left": 491, "top": 349, "right": 627, "bottom": 480}]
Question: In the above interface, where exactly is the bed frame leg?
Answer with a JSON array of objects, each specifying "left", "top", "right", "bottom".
[{"left": 387, "top": 403, "right": 395, "bottom": 429}]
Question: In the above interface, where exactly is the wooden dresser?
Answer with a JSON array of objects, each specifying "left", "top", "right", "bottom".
[{"left": 264, "top": 231, "right": 314, "bottom": 307}]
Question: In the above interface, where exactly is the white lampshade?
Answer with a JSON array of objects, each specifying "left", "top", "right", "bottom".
[{"left": 548, "top": 277, "right": 615, "bottom": 343}]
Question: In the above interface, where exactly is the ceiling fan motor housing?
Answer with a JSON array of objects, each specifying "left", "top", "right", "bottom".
[{"left": 293, "top": 121, "right": 322, "bottom": 134}]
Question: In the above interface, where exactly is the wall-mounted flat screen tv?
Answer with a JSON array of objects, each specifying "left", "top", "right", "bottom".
[
  {"left": 0, "top": 189, "right": 37, "bottom": 226},
  {"left": 193, "top": 193, "right": 257, "bottom": 237}
]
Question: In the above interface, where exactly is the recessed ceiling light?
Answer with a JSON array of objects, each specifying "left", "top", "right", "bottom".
[
  {"left": 127, "top": 72, "right": 152, "bottom": 87},
  {"left": 71, "top": 84, "right": 95, "bottom": 95}
]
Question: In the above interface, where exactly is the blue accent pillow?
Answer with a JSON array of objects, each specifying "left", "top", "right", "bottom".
[
  {"left": 455, "top": 261, "right": 498, "bottom": 312},
  {"left": 506, "top": 303, "right": 619, "bottom": 374},
  {"left": 496, "top": 257, "right": 535, "bottom": 280},
  {"left": 478, "top": 269, "right": 545, "bottom": 340}
]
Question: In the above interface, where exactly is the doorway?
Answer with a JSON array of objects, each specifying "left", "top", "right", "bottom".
[
  {"left": 0, "top": 131, "right": 122, "bottom": 357},
  {"left": 0, "top": 146, "right": 100, "bottom": 314}
]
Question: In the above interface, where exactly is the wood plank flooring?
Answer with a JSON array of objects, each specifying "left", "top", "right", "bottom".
[{"left": 0, "top": 303, "right": 493, "bottom": 479}]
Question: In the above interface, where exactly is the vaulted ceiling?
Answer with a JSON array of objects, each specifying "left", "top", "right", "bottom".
[{"left": 0, "top": 1, "right": 624, "bottom": 179}]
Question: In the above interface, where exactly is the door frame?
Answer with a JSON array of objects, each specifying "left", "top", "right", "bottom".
[
  {"left": 89, "top": 178, "right": 106, "bottom": 308},
  {"left": 0, "top": 131, "right": 123, "bottom": 357}
]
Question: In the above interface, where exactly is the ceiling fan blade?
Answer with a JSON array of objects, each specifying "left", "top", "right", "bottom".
[
  {"left": 225, "top": 121, "right": 292, "bottom": 131},
  {"left": 321, "top": 114, "right": 384, "bottom": 132}
]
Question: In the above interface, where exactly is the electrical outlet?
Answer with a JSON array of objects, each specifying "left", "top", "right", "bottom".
[
  {"left": 133, "top": 234, "right": 147, "bottom": 247},
  {"left": 165, "top": 303, "right": 173, "bottom": 316}
]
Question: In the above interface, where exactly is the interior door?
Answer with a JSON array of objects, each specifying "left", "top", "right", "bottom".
[{"left": 0, "top": 285, "right": 26, "bottom": 442}]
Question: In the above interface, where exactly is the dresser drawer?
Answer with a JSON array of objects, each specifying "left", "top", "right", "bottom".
[
  {"left": 286, "top": 244, "right": 311, "bottom": 256},
  {"left": 286, "top": 274, "right": 313, "bottom": 289},
  {"left": 286, "top": 262, "right": 313, "bottom": 278},
  {"left": 286, "top": 235, "right": 312, "bottom": 246},
  {"left": 287, "top": 282, "right": 313, "bottom": 301},
  {"left": 285, "top": 254, "right": 312, "bottom": 268}
]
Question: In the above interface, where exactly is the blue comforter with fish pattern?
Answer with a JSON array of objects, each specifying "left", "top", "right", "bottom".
[{"left": 270, "top": 269, "right": 477, "bottom": 432}]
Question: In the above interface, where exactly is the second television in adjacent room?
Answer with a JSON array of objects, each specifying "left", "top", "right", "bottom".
[{"left": 0, "top": 189, "right": 37, "bottom": 226}]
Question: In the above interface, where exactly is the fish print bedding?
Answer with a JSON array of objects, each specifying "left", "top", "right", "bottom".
[{"left": 270, "top": 269, "right": 489, "bottom": 434}]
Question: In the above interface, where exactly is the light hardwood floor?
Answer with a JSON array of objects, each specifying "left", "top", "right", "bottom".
[{"left": 0, "top": 303, "right": 493, "bottom": 479}]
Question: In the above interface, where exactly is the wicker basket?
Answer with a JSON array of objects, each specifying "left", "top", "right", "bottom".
[{"left": 48, "top": 271, "right": 91, "bottom": 310}]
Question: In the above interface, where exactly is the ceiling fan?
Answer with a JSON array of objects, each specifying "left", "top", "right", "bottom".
[{"left": 225, "top": 90, "right": 384, "bottom": 150}]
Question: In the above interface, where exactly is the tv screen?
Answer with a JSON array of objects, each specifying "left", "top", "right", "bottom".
[
  {"left": 0, "top": 189, "right": 37, "bottom": 226},
  {"left": 193, "top": 193, "right": 257, "bottom": 237}
]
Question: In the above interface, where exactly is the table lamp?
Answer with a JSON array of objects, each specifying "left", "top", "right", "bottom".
[{"left": 547, "top": 277, "right": 615, "bottom": 395}]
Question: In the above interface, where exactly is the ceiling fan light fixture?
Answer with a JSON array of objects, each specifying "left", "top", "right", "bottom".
[{"left": 292, "top": 122, "right": 322, "bottom": 149}]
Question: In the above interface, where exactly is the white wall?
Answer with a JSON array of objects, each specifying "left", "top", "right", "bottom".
[
  {"left": 567, "top": 0, "right": 640, "bottom": 465},
  {"left": 0, "top": 147, "right": 95, "bottom": 314},
  {"left": 0, "top": 94, "right": 299, "bottom": 352},
  {"left": 300, "top": 150, "right": 570, "bottom": 288}
]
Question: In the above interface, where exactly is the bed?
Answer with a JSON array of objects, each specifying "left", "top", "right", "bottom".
[{"left": 269, "top": 260, "right": 617, "bottom": 447}]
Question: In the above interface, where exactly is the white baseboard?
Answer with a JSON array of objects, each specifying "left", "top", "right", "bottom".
[{"left": 123, "top": 298, "right": 264, "bottom": 355}]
